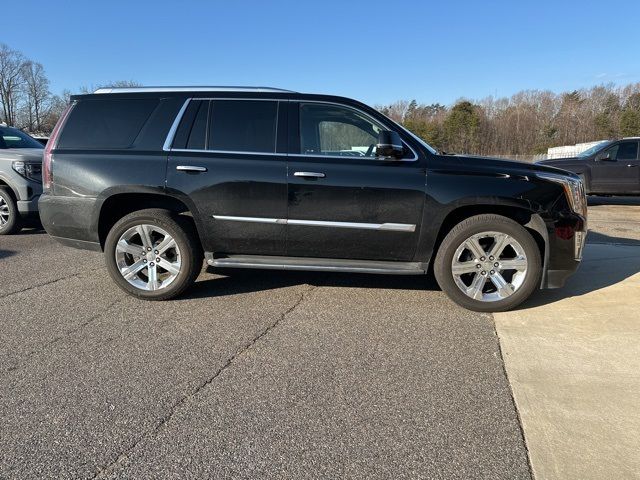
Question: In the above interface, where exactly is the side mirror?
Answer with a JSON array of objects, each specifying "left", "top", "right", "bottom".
[{"left": 376, "top": 131, "right": 404, "bottom": 159}]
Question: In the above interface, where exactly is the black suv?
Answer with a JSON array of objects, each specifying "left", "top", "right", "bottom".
[
  {"left": 538, "top": 139, "right": 640, "bottom": 195},
  {"left": 39, "top": 87, "right": 587, "bottom": 312}
]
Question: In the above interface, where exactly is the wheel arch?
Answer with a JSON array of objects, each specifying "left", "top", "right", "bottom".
[
  {"left": 0, "top": 176, "right": 18, "bottom": 201},
  {"left": 96, "top": 190, "right": 204, "bottom": 251},
  {"left": 426, "top": 204, "right": 549, "bottom": 286}
]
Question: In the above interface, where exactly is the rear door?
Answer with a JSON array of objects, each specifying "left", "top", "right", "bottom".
[
  {"left": 590, "top": 140, "right": 640, "bottom": 194},
  {"left": 166, "top": 98, "right": 288, "bottom": 255},
  {"left": 285, "top": 101, "right": 426, "bottom": 261}
]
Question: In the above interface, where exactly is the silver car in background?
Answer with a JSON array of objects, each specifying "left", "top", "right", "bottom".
[{"left": 0, "top": 126, "right": 44, "bottom": 234}]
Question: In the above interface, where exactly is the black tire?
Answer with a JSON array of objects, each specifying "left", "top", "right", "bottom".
[
  {"left": 104, "top": 209, "right": 203, "bottom": 300},
  {"left": 434, "top": 214, "right": 542, "bottom": 312},
  {"left": 0, "top": 187, "right": 22, "bottom": 235}
]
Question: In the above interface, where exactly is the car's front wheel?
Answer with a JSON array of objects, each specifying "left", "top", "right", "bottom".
[
  {"left": 104, "top": 209, "right": 203, "bottom": 300},
  {"left": 0, "top": 187, "right": 22, "bottom": 235},
  {"left": 434, "top": 214, "right": 541, "bottom": 312}
]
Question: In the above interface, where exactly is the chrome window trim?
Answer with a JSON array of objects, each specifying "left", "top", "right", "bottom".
[
  {"left": 288, "top": 153, "right": 416, "bottom": 163},
  {"left": 163, "top": 98, "right": 281, "bottom": 153},
  {"left": 212, "top": 215, "right": 416, "bottom": 232},
  {"left": 162, "top": 99, "right": 191, "bottom": 151},
  {"left": 163, "top": 98, "right": 421, "bottom": 162},
  {"left": 171, "top": 148, "right": 283, "bottom": 157},
  {"left": 297, "top": 100, "right": 419, "bottom": 162}
]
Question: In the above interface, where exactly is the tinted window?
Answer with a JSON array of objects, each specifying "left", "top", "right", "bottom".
[
  {"left": 615, "top": 142, "right": 638, "bottom": 161},
  {"left": 58, "top": 98, "right": 159, "bottom": 149},
  {"left": 299, "top": 103, "right": 383, "bottom": 157},
  {"left": 0, "top": 126, "right": 43, "bottom": 149},
  {"left": 172, "top": 100, "right": 206, "bottom": 149},
  {"left": 208, "top": 100, "right": 277, "bottom": 153}
]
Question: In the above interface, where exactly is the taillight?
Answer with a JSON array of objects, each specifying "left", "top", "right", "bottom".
[{"left": 43, "top": 102, "right": 73, "bottom": 191}]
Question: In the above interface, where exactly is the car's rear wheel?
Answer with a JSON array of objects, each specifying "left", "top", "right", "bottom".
[
  {"left": 104, "top": 209, "right": 202, "bottom": 300},
  {"left": 434, "top": 214, "right": 541, "bottom": 312},
  {"left": 0, "top": 187, "right": 22, "bottom": 235}
]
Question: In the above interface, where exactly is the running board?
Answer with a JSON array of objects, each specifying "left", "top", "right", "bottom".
[{"left": 206, "top": 253, "right": 427, "bottom": 275}]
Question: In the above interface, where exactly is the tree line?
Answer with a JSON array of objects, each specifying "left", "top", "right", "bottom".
[
  {"left": 378, "top": 83, "right": 640, "bottom": 157},
  {"left": 2, "top": 42, "right": 640, "bottom": 157},
  {"left": 0, "top": 43, "right": 137, "bottom": 135}
]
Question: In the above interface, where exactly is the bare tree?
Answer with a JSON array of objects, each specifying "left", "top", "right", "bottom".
[
  {"left": 0, "top": 43, "right": 26, "bottom": 126},
  {"left": 21, "top": 61, "right": 51, "bottom": 132}
]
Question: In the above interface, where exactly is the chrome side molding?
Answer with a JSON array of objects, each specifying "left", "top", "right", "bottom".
[{"left": 212, "top": 215, "right": 416, "bottom": 232}]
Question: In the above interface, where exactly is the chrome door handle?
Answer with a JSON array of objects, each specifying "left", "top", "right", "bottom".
[
  {"left": 627, "top": 164, "right": 638, "bottom": 168},
  {"left": 293, "top": 171, "right": 325, "bottom": 178},
  {"left": 176, "top": 165, "right": 207, "bottom": 172}
]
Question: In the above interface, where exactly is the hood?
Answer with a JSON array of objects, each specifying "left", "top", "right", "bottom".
[
  {"left": 450, "top": 154, "right": 577, "bottom": 178},
  {"left": 0, "top": 148, "right": 44, "bottom": 163},
  {"left": 536, "top": 157, "right": 580, "bottom": 166}
]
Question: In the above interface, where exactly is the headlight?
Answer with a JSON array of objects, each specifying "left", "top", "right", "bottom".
[
  {"left": 537, "top": 172, "right": 587, "bottom": 217},
  {"left": 12, "top": 161, "right": 42, "bottom": 183},
  {"left": 12, "top": 161, "right": 26, "bottom": 176}
]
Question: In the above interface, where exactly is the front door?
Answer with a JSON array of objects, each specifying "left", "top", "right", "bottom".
[
  {"left": 286, "top": 101, "right": 426, "bottom": 261},
  {"left": 166, "top": 98, "right": 288, "bottom": 255},
  {"left": 590, "top": 140, "right": 640, "bottom": 194}
]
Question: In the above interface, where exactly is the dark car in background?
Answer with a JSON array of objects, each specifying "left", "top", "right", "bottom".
[
  {"left": 38, "top": 87, "right": 587, "bottom": 312},
  {"left": 538, "top": 138, "right": 640, "bottom": 195},
  {"left": 0, "top": 126, "right": 44, "bottom": 234}
]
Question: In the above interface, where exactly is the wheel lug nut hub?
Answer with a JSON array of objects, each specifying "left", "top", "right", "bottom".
[
  {"left": 156, "top": 257, "right": 161, "bottom": 262},
  {"left": 481, "top": 271, "right": 486, "bottom": 275},
  {"left": 490, "top": 270, "right": 495, "bottom": 274},
  {"left": 150, "top": 262, "right": 155, "bottom": 266},
  {"left": 494, "top": 262, "right": 499, "bottom": 267}
]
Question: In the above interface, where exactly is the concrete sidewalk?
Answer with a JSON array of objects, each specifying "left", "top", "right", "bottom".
[{"left": 495, "top": 243, "right": 640, "bottom": 479}]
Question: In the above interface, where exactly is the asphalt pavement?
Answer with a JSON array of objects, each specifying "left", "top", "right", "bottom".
[
  {"left": 0, "top": 232, "right": 529, "bottom": 479},
  {"left": 1, "top": 196, "right": 637, "bottom": 479}
]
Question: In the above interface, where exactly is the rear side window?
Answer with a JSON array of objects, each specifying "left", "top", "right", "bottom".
[
  {"left": 208, "top": 100, "right": 277, "bottom": 153},
  {"left": 57, "top": 98, "right": 159, "bottom": 149}
]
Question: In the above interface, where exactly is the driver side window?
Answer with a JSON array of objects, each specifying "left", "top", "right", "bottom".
[
  {"left": 300, "top": 103, "right": 382, "bottom": 158},
  {"left": 603, "top": 142, "right": 639, "bottom": 161}
]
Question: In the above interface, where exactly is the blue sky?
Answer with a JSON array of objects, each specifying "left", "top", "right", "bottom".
[{"left": 5, "top": 0, "right": 640, "bottom": 106}]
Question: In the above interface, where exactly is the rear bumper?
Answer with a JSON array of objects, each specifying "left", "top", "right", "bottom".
[{"left": 39, "top": 193, "right": 101, "bottom": 249}]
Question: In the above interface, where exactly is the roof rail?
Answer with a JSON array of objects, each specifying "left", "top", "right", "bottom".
[
  {"left": 622, "top": 136, "right": 640, "bottom": 140},
  {"left": 92, "top": 86, "right": 295, "bottom": 94}
]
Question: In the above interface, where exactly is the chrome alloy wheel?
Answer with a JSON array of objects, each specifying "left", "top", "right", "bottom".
[
  {"left": 0, "top": 196, "right": 9, "bottom": 227},
  {"left": 451, "top": 231, "right": 528, "bottom": 302},
  {"left": 115, "top": 224, "right": 182, "bottom": 291}
]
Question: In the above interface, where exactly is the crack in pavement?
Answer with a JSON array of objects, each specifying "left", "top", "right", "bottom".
[
  {"left": 0, "top": 268, "right": 99, "bottom": 300},
  {"left": 91, "top": 283, "right": 318, "bottom": 479},
  {"left": 2, "top": 297, "right": 126, "bottom": 375}
]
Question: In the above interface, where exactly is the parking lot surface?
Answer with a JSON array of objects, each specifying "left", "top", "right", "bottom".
[
  {"left": 1, "top": 231, "right": 529, "bottom": 478},
  {"left": 1, "top": 196, "right": 638, "bottom": 479}
]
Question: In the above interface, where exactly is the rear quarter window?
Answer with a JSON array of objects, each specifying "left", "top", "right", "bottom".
[{"left": 57, "top": 98, "right": 159, "bottom": 149}]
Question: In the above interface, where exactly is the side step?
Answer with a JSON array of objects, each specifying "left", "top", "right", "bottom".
[{"left": 206, "top": 253, "right": 427, "bottom": 275}]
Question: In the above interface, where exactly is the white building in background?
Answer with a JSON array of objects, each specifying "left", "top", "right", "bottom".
[{"left": 547, "top": 141, "right": 608, "bottom": 159}]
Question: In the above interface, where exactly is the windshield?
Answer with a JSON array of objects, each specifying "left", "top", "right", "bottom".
[
  {"left": 400, "top": 125, "right": 438, "bottom": 155},
  {"left": 578, "top": 141, "right": 612, "bottom": 158},
  {"left": 0, "top": 126, "right": 44, "bottom": 149}
]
